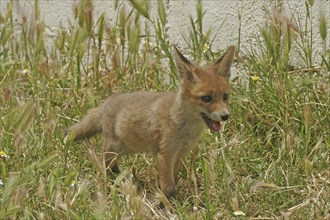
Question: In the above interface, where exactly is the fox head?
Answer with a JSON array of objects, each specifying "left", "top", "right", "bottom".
[{"left": 174, "top": 45, "right": 235, "bottom": 132}]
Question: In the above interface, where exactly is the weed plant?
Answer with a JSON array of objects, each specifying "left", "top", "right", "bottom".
[{"left": 0, "top": 0, "right": 329, "bottom": 219}]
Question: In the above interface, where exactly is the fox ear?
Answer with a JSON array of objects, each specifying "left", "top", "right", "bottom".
[
  {"left": 214, "top": 45, "right": 235, "bottom": 81},
  {"left": 173, "top": 46, "right": 195, "bottom": 81}
]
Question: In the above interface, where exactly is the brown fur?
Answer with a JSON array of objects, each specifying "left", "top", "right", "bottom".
[{"left": 65, "top": 45, "right": 235, "bottom": 198}]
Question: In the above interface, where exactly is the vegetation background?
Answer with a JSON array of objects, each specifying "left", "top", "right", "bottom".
[{"left": 0, "top": 0, "right": 329, "bottom": 219}]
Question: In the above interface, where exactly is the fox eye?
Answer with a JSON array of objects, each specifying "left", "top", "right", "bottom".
[
  {"left": 223, "top": 93, "right": 229, "bottom": 101},
  {"left": 201, "top": 95, "right": 212, "bottom": 103}
]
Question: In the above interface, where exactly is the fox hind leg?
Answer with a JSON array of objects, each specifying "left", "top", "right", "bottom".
[{"left": 102, "top": 139, "right": 123, "bottom": 176}]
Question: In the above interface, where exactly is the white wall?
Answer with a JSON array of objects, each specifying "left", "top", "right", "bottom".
[{"left": 1, "top": 0, "right": 329, "bottom": 59}]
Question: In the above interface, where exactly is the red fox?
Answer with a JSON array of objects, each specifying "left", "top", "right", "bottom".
[{"left": 65, "top": 45, "right": 235, "bottom": 198}]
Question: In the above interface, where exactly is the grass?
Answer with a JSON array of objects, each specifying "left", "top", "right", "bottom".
[{"left": 0, "top": 0, "right": 329, "bottom": 219}]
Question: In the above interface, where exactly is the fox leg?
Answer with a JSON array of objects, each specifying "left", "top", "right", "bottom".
[
  {"left": 102, "top": 139, "right": 122, "bottom": 176},
  {"left": 157, "top": 152, "right": 176, "bottom": 198}
]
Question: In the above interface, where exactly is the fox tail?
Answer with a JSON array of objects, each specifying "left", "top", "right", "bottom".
[{"left": 64, "top": 107, "right": 102, "bottom": 141}]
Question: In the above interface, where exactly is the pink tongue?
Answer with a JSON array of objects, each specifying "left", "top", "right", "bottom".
[{"left": 211, "top": 120, "right": 221, "bottom": 131}]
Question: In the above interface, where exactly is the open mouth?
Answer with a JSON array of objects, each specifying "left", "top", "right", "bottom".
[{"left": 200, "top": 113, "right": 222, "bottom": 132}]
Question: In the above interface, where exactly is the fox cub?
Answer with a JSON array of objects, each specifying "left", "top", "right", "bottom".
[{"left": 65, "top": 45, "right": 235, "bottom": 198}]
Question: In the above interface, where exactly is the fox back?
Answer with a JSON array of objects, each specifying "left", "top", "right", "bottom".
[{"left": 65, "top": 45, "right": 235, "bottom": 199}]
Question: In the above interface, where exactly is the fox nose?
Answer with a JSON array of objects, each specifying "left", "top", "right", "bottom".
[{"left": 221, "top": 114, "right": 229, "bottom": 121}]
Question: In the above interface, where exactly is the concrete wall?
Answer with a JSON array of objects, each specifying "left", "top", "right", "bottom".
[{"left": 1, "top": 0, "right": 329, "bottom": 59}]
